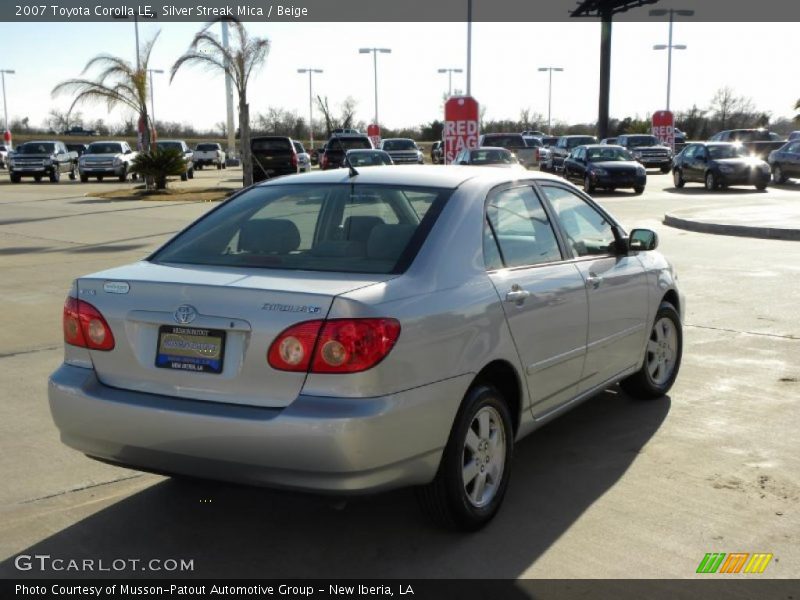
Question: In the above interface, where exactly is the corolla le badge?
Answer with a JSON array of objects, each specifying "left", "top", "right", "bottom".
[
  {"left": 174, "top": 305, "right": 198, "bottom": 324},
  {"left": 103, "top": 281, "right": 130, "bottom": 294}
]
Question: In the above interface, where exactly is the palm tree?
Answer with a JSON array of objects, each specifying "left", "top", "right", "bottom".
[
  {"left": 52, "top": 32, "right": 160, "bottom": 153},
  {"left": 171, "top": 17, "right": 270, "bottom": 187}
]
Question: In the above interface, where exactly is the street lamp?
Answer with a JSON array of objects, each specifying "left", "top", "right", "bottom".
[
  {"left": 147, "top": 69, "right": 163, "bottom": 129},
  {"left": 297, "top": 68, "right": 323, "bottom": 150},
  {"left": 650, "top": 8, "right": 694, "bottom": 111},
  {"left": 0, "top": 69, "right": 14, "bottom": 134},
  {"left": 437, "top": 68, "right": 463, "bottom": 97},
  {"left": 358, "top": 48, "right": 391, "bottom": 126},
  {"left": 538, "top": 67, "right": 563, "bottom": 135}
]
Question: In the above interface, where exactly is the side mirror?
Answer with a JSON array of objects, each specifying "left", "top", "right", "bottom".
[{"left": 629, "top": 228, "right": 659, "bottom": 251}]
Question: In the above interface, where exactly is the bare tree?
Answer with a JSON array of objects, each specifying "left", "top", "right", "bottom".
[
  {"left": 45, "top": 109, "right": 84, "bottom": 133},
  {"left": 795, "top": 98, "right": 800, "bottom": 123},
  {"left": 171, "top": 17, "right": 270, "bottom": 187}
]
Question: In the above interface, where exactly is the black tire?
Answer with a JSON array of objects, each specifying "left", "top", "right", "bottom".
[
  {"left": 49, "top": 168, "right": 60, "bottom": 183},
  {"left": 222, "top": 162, "right": 226, "bottom": 169},
  {"left": 188, "top": 168, "right": 194, "bottom": 180},
  {"left": 180, "top": 172, "right": 188, "bottom": 182},
  {"left": 97, "top": 176, "right": 103, "bottom": 182},
  {"left": 118, "top": 167, "right": 127, "bottom": 182},
  {"left": 584, "top": 175, "right": 595, "bottom": 194},
  {"left": 660, "top": 165, "right": 671, "bottom": 174},
  {"left": 69, "top": 166, "right": 76, "bottom": 180},
  {"left": 755, "top": 180, "right": 768, "bottom": 191},
  {"left": 620, "top": 301, "right": 683, "bottom": 400},
  {"left": 704, "top": 171, "right": 717, "bottom": 191},
  {"left": 196, "top": 164, "right": 203, "bottom": 171},
  {"left": 34, "top": 175, "right": 42, "bottom": 182},
  {"left": 633, "top": 186, "right": 644, "bottom": 195},
  {"left": 10, "top": 173, "right": 21, "bottom": 183},
  {"left": 416, "top": 384, "right": 514, "bottom": 531},
  {"left": 673, "top": 168, "right": 685, "bottom": 188},
  {"left": 80, "top": 174, "right": 89, "bottom": 183},
  {"left": 772, "top": 165, "right": 786, "bottom": 185},
  {"left": 217, "top": 162, "right": 222, "bottom": 170}
]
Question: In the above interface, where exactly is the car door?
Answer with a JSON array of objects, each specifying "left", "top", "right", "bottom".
[
  {"left": 539, "top": 183, "right": 649, "bottom": 394},
  {"left": 683, "top": 145, "right": 704, "bottom": 182},
  {"left": 484, "top": 184, "right": 589, "bottom": 415},
  {"left": 786, "top": 142, "right": 800, "bottom": 177}
]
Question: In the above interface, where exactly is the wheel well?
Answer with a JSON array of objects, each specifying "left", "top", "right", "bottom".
[
  {"left": 474, "top": 360, "right": 522, "bottom": 435},
  {"left": 662, "top": 289, "right": 680, "bottom": 316}
]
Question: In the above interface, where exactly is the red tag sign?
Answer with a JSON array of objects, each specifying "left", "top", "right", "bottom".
[
  {"left": 367, "top": 124, "right": 381, "bottom": 149},
  {"left": 444, "top": 96, "right": 480, "bottom": 164},
  {"left": 3, "top": 130, "right": 10, "bottom": 144},
  {"left": 652, "top": 110, "right": 675, "bottom": 151}
]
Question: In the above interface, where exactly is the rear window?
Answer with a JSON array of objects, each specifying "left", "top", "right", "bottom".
[
  {"left": 252, "top": 138, "right": 292, "bottom": 152},
  {"left": 482, "top": 135, "right": 525, "bottom": 148},
  {"left": 158, "top": 142, "right": 184, "bottom": 151},
  {"left": 151, "top": 184, "right": 450, "bottom": 274},
  {"left": 196, "top": 143, "right": 219, "bottom": 151},
  {"left": 382, "top": 139, "right": 417, "bottom": 151},
  {"left": 326, "top": 137, "right": 372, "bottom": 151},
  {"left": 292, "top": 141, "right": 305, "bottom": 153},
  {"left": 566, "top": 137, "right": 596, "bottom": 148}
]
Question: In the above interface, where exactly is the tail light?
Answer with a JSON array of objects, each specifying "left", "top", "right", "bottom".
[
  {"left": 291, "top": 152, "right": 298, "bottom": 168},
  {"left": 321, "top": 153, "right": 328, "bottom": 169},
  {"left": 268, "top": 318, "right": 401, "bottom": 374},
  {"left": 535, "top": 148, "right": 541, "bottom": 161},
  {"left": 63, "top": 297, "right": 115, "bottom": 351}
]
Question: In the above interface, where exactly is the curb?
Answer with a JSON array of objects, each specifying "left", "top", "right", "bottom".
[{"left": 663, "top": 214, "right": 800, "bottom": 241}]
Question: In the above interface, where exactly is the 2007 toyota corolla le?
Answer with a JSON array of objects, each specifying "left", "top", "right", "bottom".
[{"left": 49, "top": 165, "right": 683, "bottom": 530}]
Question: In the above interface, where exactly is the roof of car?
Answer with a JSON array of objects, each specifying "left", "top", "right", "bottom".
[{"left": 254, "top": 165, "right": 564, "bottom": 189}]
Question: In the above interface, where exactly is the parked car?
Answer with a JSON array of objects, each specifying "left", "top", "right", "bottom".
[
  {"left": 309, "top": 147, "right": 321, "bottom": 166},
  {"left": 520, "top": 130, "right": 547, "bottom": 137},
  {"left": 193, "top": 142, "right": 226, "bottom": 170},
  {"left": 156, "top": 140, "right": 194, "bottom": 181},
  {"left": 708, "top": 129, "right": 785, "bottom": 160},
  {"left": 534, "top": 136, "right": 559, "bottom": 168},
  {"left": 562, "top": 144, "right": 646, "bottom": 194},
  {"left": 48, "top": 165, "right": 683, "bottom": 530},
  {"left": 453, "top": 147, "right": 523, "bottom": 169},
  {"left": 0, "top": 143, "right": 9, "bottom": 168},
  {"left": 478, "top": 133, "right": 539, "bottom": 169},
  {"left": 8, "top": 141, "right": 76, "bottom": 183},
  {"left": 674, "top": 129, "right": 687, "bottom": 145},
  {"left": 332, "top": 128, "right": 359, "bottom": 134},
  {"left": 672, "top": 142, "right": 771, "bottom": 190},
  {"left": 616, "top": 134, "right": 672, "bottom": 173},
  {"left": 65, "top": 143, "right": 88, "bottom": 157},
  {"left": 545, "top": 135, "right": 598, "bottom": 173},
  {"left": 600, "top": 137, "right": 618, "bottom": 145},
  {"left": 788, "top": 131, "right": 800, "bottom": 142},
  {"left": 293, "top": 141, "right": 312, "bottom": 172},
  {"left": 345, "top": 149, "right": 393, "bottom": 167},
  {"left": 250, "top": 136, "right": 300, "bottom": 182},
  {"left": 62, "top": 126, "right": 96, "bottom": 136},
  {"left": 431, "top": 140, "right": 443, "bottom": 164},
  {"left": 79, "top": 141, "right": 137, "bottom": 182},
  {"left": 320, "top": 133, "right": 373, "bottom": 170},
  {"left": 767, "top": 140, "right": 800, "bottom": 184},
  {"left": 380, "top": 138, "right": 424, "bottom": 165}
]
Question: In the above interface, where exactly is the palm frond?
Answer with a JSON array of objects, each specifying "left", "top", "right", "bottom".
[
  {"left": 140, "top": 29, "right": 161, "bottom": 69},
  {"left": 169, "top": 51, "right": 228, "bottom": 84}
]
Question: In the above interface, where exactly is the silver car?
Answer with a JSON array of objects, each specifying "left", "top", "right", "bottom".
[{"left": 48, "top": 166, "right": 684, "bottom": 530}]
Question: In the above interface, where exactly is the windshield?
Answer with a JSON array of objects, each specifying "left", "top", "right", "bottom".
[
  {"left": 626, "top": 136, "right": 660, "bottom": 147},
  {"left": 470, "top": 149, "right": 516, "bottom": 165},
  {"left": 567, "top": 137, "right": 596, "bottom": 148},
  {"left": 19, "top": 143, "right": 56, "bottom": 154},
  {"left": 523, "top": 137, "right": 542, "bottom": 147},
  {"left": 87, "top": 143, "right": 123, "bottom": 154},
  {"left": 157, "top": 142, "right": 184, "bottom": 151},
  {"left": 151, "top": 184, "right": 449, "bottom": 274},
  {"left": 586, "top": 147, "right": 635, "bottom": 162},
  {"left": 709, "top": 145, "right": 748, "bottom": 159},
  {"left": 196, "top": 143, "right": 219, "bottom": 151},
  {"left": 382, "top": 139, "right": 417, "bottom": 151},
  {"left": 482, "top": 135, "right": 525, "bottom": 149},
  {"left": 347, "top": 151, "right": 392, "bottom": 166},
  {"left": 327, "top": 138, "right": 372, "bottom": 151}
]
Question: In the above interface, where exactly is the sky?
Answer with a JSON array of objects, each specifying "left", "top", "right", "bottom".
[{"left": 0, "top": 20, "right": 797, "bottom": 132}]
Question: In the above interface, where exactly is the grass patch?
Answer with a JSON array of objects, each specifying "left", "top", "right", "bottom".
[{"left": 92, "top": 185, "right": 238, "bottom": 202}]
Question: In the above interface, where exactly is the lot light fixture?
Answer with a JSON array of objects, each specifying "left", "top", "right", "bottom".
[
  {"left": 147, "top": 69, "right": 164, "bottom": 132},
  {"left": 437, "top": 68, "right": 464, "bottom": 97},
  {"left": 297, "top": 68, "right": 323, "bottom": 150},
  {"left": 538, "top": 67, "right": 563, "bottom": 135},
  {"left": 650, "top": 8, "right": 694, "bottom": 111},
  {"left": 359, "top": 48, "right": 391, "bottom": 126}
]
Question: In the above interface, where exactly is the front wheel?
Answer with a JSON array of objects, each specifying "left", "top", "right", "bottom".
[
  {"left": 771, "top": 165, "right": 786, "bottom": 184},
  {"left": 188, "top": 168, "right": 194, "bottom": 180},
  {"left": 704, "top": 171, "right": 717, "bottom": 191},
  {"left": 10, "top": 173, "right": 21, "bottom": 183},
  {"left": 118, "top": 167, "right": 128, "bottom": 182},
  {"left": 673, "top": 168, "right": 685, "bottom": 188},
  {"left": 416, "top": 384, "right": 513, "bottom": 531},
  {"left": 584, "top": 175, "right": 595, "bottom": 193},
  {"left": 180, "top": 172, "right": 188, "bottom": 182},
  {"left": 755, "top": 180, "right": 768, "bottom": 191},
  {"left": 620, "top": 302, "right": 682, "bottom": 399},
  {"left": 80, "top": 174, "right": 88, "bottom": 183},
  {"left": 633, "top": 186, "right": 644, "bottom": 195},
  {"left": 69, "top": 166, "right": 76, "bottom": 180},
  {"left": 49, "top": 169, "right": 60, "bottom": 183},
  {"left": 660, "top": 165, "right": 671, "bottom": 174}
]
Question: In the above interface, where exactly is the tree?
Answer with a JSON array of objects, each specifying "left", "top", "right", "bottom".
[
  {"left": 171, "top": 17, "right": 270, "bottom": 187},
  {"left": 52, "top": 32, "right": 159, "bottom": 153},
  {"left": 795, "top": 98, "right": 800, "bottom": 123},
  {"left": 45, "top": 109, "right": 83, "bottom": 133}
]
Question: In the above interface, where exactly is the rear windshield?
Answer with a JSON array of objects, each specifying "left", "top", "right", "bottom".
[
  {"left": 151, "top": 184, "right": 449, "bottom": 274},
  {"left": 19, "top": 143, "right": 56, "bottom": 154},
  {"left": 87, "top": 143, "right": 123, "bottom": 154},
  {"left": 196, "top": 143, "right": 220, "bottom": 151},
  {"left": 326, "top": 138, "right": 372, "bottom": 151},
  {"left": 523, "top": 137, "right": 543, "bottom": 147},
  {"left": 566, "top": 137, "right": 597, "bottom": 148},
  {"left": 470, "top": 149, "right": 515, "bottom": 164},
  {"left": 382, "top": 139, "right": 417, "bottom": 151},
  {"left": 347, "top": 151, "right": 393, "bottom": 166},
  {"left": 541, "top": 137, "right": 558, "bottom": 146},
  {"left": 252, "top": 138, "right": 292, "bottom": 152},
  {"left": 482, "top": 135, "right": 525, "bottom": 148},
  {"left": 157, "top": 142, "right": 184, "bottom": 151},
  {"left": 708, "top": 145, "right": 747, "bottom": 159},
  {"left": 292, "top": 141, "right": 305, "bottom": 153}
]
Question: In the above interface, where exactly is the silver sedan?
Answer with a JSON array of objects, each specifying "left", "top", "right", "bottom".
[{"left": 48, "top": 166, "right": 684, "bottom": 530}]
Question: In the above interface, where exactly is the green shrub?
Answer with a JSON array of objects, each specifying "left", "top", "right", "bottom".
[{"left": 131, "top": 148, "right": 187, "bottom": 189}]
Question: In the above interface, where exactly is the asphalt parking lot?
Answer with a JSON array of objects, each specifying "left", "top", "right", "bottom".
[{"left": 0, "top": 167, "right": 797, "bottom": 580}]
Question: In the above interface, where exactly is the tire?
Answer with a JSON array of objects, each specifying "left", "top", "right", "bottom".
[
  {"left": 69, "top": 166, "right": 76, "bottom": 180},
  {"left": 222, "top": 163, "right": 226, "bottom": 169},
  {"left": 660, "top": 165, "right": 671, "bottom": 174},
  {"left": 34, "top": 175, "right": 42, "bottom": 182},
  {"left": 180, "top": 172, "right": 188, "bottom": 182},
  {"left": 673, "top": 168, "right": 685, "bottom": 188},
  {"left": 118, "top": 167, "right": 127, "bottom": 182},
  {"left": 620, "top": 301, "right": 683, "bottom": 399},
  {"left": 80, "top": 174, "right": 88, "bottom": 183},
  {"left": 704, "top": 171, "right": 717, "bottom": 191},
  {"left": 217, "top": 162, "right": 222, "bottom": 170},
  {"left": 97, "top": 176, "right": 103, "bottom": 182},
  {"left": 49, "top": 168, "right": 60, "bottom": 183},
  {"left": 633, "top": 186, "right": 644, "bottom": 195},
  {"left": 196, "top": 164, "right": 203, "bottom": 171},
  {"left": 188, "top": 168, "right": 194, "bottom": 180},
  {"left": 416, "top": 384, "right": 514, "bottom": 531},
  {"left": 755, "top": 180, "right": 768, "bottom": 191},
  {"left": 584, "top": 175, "right": 595, "bottom": 194},
  {"left": 772, "top": 165, "right": 786, "bottom": 184},
  {"left": 10, "top": 173, "right": 20, "bottom": 183}
]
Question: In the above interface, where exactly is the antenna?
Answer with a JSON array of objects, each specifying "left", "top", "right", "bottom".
[{"left": 333, "top": 132, "right": 359, "bottom": 178}]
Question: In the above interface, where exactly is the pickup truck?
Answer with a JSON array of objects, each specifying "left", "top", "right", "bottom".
[
  {"left": 477, "top": 133, "right": 539, "bottom": 169},
  {"left": 380, "top": 138, "right": 424, "bottom": 164},
  {"left": 250, "top": 136, "right": 301, "bottom": 182},
  {"left": 79, "top": 140, "right": 137, "bottom": 182},
  {"left": 156, "top": 140, "right": 194, "bottom": 181},
  {"left": 8, "top": 140, "right": 76, "bottom": 183},
  {"left": 616, "top": 134, "right": 673, "bottom": 173},
  {"left": 543, "top": 135, "right": 598, "bottom": 173},
  {"left": 708, "top": 129, "right": 786, "bottom": 160},
  {"left": 193, "top": 142, "right": 226, "bottom": 170},
  {"left": 320, "top": 134, "right": 373, "bottom": 170},
  {"left": 0, "top": 144, "right": 9, "bottom": 168}
]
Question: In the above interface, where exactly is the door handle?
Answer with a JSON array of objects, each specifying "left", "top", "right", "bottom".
[
  {"left": 585, "top": 274, "right": 603, "bottom": 289},
  {"left": 505, "top": 285, "right": 531, "bottom": 305}
]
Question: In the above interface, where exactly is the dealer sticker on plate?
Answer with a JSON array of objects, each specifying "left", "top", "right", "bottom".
[{"left": 155, "top": 326, "right": 226, "bottom": 374}]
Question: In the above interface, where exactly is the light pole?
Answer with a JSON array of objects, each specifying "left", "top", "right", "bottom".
[
  {"left": 358, "top": 48, "right": 391, "bottom": 126},
  {"left": 538, "top": 67, "right": 563, "bottom": 134},
  {"left": 437, "top": 68, "right": 463, "bottom": 97},
  {"left": 147, "top": 69, "right": 163, "bottom": 130},
  {"left": 297, "top": 68, "right": 323, "bottom": 150},
  {"left": 650, "top": 8, "right": 693, "bottom": 111},
  {"left": 0, "top": 69, "right": 14, "bottom": 133}
]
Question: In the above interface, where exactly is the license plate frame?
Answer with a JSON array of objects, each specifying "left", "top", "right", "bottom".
[{"left": 155, "top": 325, "right": 226, "bottom": 374}]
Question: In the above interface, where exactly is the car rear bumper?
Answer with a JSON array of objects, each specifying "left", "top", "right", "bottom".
[
  {"left": 48, "top": 364, "right": 469, "bottom": 494},
  {"left": 194, "top": 158, "right": 220, "bottom": 165}
]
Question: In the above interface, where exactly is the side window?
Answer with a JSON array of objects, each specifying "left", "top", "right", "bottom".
[
  {"left": 541, "top": 185, "right": 616, "bottom": 257},
  {"left": 683, "top": 145, "right": 695, "bottom": 159},
  {"left": 484, "top": 186, "right": 562, "bottom": 269}
]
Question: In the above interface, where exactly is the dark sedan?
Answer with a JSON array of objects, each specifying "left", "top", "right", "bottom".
[
  {"left": 768, "top": 140, "right": 800, "bottom": 184},
  {"left": 345, "top": 149, "right": 394, "bottom": 167},
  {"left": 562, "top": 145, "right": 646, "bottom": 194},
  {"left": 672, "top": 142, "right": 771, "bottom": 191}
]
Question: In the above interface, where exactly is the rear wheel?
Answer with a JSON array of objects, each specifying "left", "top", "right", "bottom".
[
  {"left": 196, "top": 164, "right": 203, "bottom": 170},
  {"left": 188, "top": 168, "right": 194, "bottom": 179},
  {"left": 10, "top": 173, "right": 20, "bottom": 183},
  {"left": 660, "top": 165, "right": 671, "bottom": 174},
  {"left": 80, "top": 174, "right": 88, "bottom": 183},
  {"left": 69, "top": 165, "right": 76, "bottom": 180},
  {"left": 118, "top": 166, "right": 128, "bottom": 182},
  {"left": 704, "top": 171, "right": 717, "bottom": 191},
  {"left": 673, "top": 168, "right": 685, "bottom": 188},
  {"left": 416, "top": 384, "right": 513, "bottom": 531},
  {"left": 217, "top": 162, "right": 222, "bottom": 170},
  {"left": 50, "top": 168, "right": 60, "bottom": 183},
  {"left": 633, "top": 186, "right": 644, "bottom": 195},
  {"left": 772, "top": 165, "right": 786, "bottom": 184},
  {"left": 584, "top": 175, "right": 595, "bottom": 193},
  {"left": 34, "top": 175, "right": 42, "bottom": 182},
  {"left": 180, "top": 172, "right": 188, "bottom": 182},
  {"left": 620, "top": 302, "right": 682, "bottom": 399},
  {"left": 97, "top": 176, "right": 103, "bottom": 182}
]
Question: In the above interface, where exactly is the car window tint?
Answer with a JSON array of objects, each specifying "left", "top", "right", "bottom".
[
  {"left": 541, "top": 186, "right": 615, "bottom": 257},
  {"left": 485, "top": 186, "right": 562, "bottom": 268}
]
